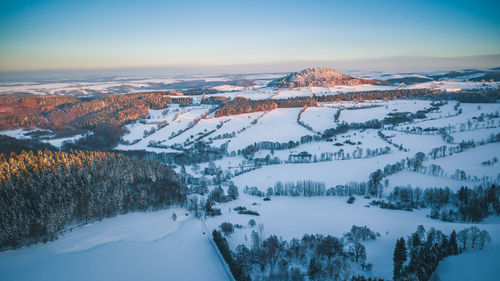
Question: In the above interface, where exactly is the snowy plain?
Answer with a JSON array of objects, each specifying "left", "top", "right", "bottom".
[{"left": 0, "top": 209, "right": 229, "bottom": 281}]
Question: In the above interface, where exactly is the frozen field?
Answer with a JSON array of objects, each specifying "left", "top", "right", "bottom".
[
  {"left": 338, "top": 100, "right": 434, "bottom": 124},
  {"left": 299, "top": 106, "right": 337, "bottom": 132},
  {"left": 382, "top": 130, "right": 447, "bottom": 153},
  {"left": 426, "top": 142, "right": 500, "bottom": 181},
  {"left": 231, "top": 151, "right": 409, "bottom": 189},
  {"left": 253, "top": 129, "right": 390, "bottom": 161},
  {"left": 0, "top": 209, "right": 228, "bottom": 281},
  {"left": 226, "top": 108, "right": 311, "bottom": 152},
  {"left": 384, "top": 171, "right": 471, "bottom": 193},
  {"left": 451, "top": 127, "right": 500, "bottom": 143}
]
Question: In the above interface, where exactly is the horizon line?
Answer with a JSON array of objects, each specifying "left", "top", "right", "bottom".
[{"left": 1, "top": 54, "right": 500, "bottom": 73}]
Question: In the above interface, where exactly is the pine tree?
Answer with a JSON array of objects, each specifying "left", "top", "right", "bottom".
[
  {"left": 227, "top": 184, "right": 239, "bottom": 200},
  {"left": 307, "top": 257, "right": 321, "bottom": 281},
  {"left": 449, "top": 230, "right": 458, "bottom": 255},
  {"left": 393, "top": 237, "right": 407, "bottom": 281}
]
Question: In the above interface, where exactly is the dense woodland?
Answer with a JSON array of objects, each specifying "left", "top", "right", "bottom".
[
  {"left": 0, "top": 92, "right": 191, "bottom": 132},
  {"left": 214, "top": 96, "right": 317, "bottom": 117},
  {"left": 0, "top": 149, "right": 186, "bottom": 250},
  {"left": 0, "top": 135, "right": 57, "bottom": 155},
  {"left": 0, "top": 94, "right": 79, "bottom": 130}
]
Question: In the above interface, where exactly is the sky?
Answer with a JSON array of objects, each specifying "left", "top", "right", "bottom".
[{"left": 0, "top": 0, "right": 499, "bottom": 73}]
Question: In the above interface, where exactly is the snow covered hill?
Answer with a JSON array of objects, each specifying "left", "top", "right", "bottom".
[{"left": 268, "top": 67, "right": 386, "bottom": 88}]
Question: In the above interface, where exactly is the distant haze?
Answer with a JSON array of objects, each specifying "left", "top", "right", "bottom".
[
  {"left": 1, "top": 55, "right": 499, "bottom": 82},
  {"left": 1, "top": 0, "right": 500, "bottom": 75}
]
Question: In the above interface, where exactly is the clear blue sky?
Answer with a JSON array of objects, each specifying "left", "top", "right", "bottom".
[{"left": 0, "top": 0, "right": 499, "bottom": 71}]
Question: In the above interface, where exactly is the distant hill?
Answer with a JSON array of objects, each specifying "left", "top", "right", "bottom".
[
  {"left": 387, "top": 77, "right": 433, "bottom": 85},
  {"left": 470, "top": 71, "right": 500, "bottom": 82},
  {"left": 268, "top": 67, "right": 387, "bottom": 88}
]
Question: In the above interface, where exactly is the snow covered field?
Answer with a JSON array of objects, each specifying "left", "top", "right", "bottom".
[
  {"left": 397, "top": 102, "right": 500, "bottom": 132},
  {"left": 382, "top": 130, "right": 447, "bottom": 153},
  {"left": 226, "top": 108, "right": 311, "bottom": 152},
  {"left": 338, "top": 100, "right": 434, "bottom": 124},
  {"left": 204, "top": 195, "right": 500, "bottom": 281},
  {"left": 231, "top": 151, "right": 409, "bottom": 189},
  {"left": 384, "top": 171, "right": 471, "bottom": 193},
  {"left": 1, "top": 70, "right": 500, "bottom": 281},
  {"left": 0, "top": 209, "right": 228, "bottom": 281},
  {"left": 426, "top": 142, "right": 500, "bottom": 181}
]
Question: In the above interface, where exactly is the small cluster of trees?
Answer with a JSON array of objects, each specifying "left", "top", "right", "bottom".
[
  {"left": 393, "top": 225, "right": 490, "bottom": 281},
  {"left": 326, "top": 182, "right": 369, "bottom": 197},
  {"left": 384, "top": 184, "right": 499, "bottom": 223},
  {"left": 214, "top": 226, "right": 378, "bottom": 281},
  {"left": 267, "top": 180, "right": 327, "bottom": 197},
  {"left": 233, "top": 206, "right": 260, "bottom": 216},
  {"left": 343, "top": 225, "right": 379, "bottom": 243},
  {"left": 186, "top": 184, "right": 239, "bottom": 218},
  {"left": 383, "top": 105, "right": 440, "bottom": 126},
  {"left": 146, "top": 140, "right": 225, "bottom": 166},
  {"left": 0, "top": 149, "right": 185, "bottom": 250},
  {"left": 436, "top": 185, "right": 499, "bottom": 222},
  {"left": 208, "top": 184, "right": 239, "bottom": 202},
  {"left": 244, "top": 180, "right": 327, "bottom": 197},
  {"left": 244, "top": 181, "right": 369, "bottom": 198}
]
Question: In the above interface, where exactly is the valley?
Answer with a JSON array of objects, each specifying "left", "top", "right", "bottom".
[{"left": 1, "top": 67, "right": 499, "bottom": 281}]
